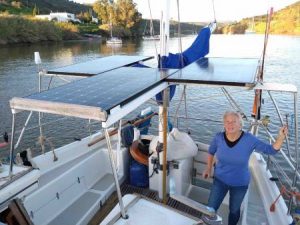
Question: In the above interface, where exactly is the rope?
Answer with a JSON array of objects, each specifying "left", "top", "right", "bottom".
[
  {"left": 268, "top": 157, "right": 300, "bottom": 213},
  {"left": 183, "top": 86, "right": 190, "bottom": 134},
  {"left": 270, "top": 186, "right": 285, "bottom": 212},
  {"left": 270, "top": 185, "right": 300, "bottom": 212},
  {"left": 290, "top": 114, "right": 295, "bottom": 136},
  {"left": 37, "top": 136, "right": 57, "bottom": 161}
]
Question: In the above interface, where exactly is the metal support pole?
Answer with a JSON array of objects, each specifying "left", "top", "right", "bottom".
[
  {"left": 9, "top": 113, "right": 16, "bottom": 178},
  {"left": 293, "top": 92, "right": 299, "bottom": 170},
  {"left": 116, "top": 119, "right": 123, "bottom": 172},
  {"left": 160, "top": 0, "right": 170, "bottom": 203},
  {"left": 288, "top": 93, "right": 299, "bottom": 214},
  {"left": 267, "top": 91, "right": 293, "bottom": 163},
  {"left": 162, "top": 88, "right": 169, "bottom": 204},
  {"left": 104, "top": 128, "right": 127, "bottom": 219},
  {"left": 14, "top": 111, "right": 33, "bottom": 149},
  {"left": 38, "top": 71, "right": 45, "bottom": 154},
  {"left": 260, "top": 125, "right": 300, "bottom": 179}
]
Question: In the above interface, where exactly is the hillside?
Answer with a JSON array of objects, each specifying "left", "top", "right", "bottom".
[
  {"left": 217, "top": 1, "right": 300, "bottom": 35},
  {"left": 139, "top": 19, "right": 203, "bottom": 37},
  {"left": 0, "top": 0, "right": 91, "bottom": 15}
]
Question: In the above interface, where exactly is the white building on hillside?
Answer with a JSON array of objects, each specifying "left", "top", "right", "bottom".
[
  {"left": 91, "top": 16, "right": 99, "bottom": 24},
  {"left": 36, "top": 12, "right": 81, "bottom": 23}
]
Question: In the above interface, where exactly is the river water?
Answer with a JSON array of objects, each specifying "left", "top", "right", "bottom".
[{"left": 0, "top": 35, "right": 299, "bottom": 180}]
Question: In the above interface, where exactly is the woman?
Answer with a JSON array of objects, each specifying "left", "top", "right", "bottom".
[{"left": 202, "top": 111, "right": 288, "bottom": 225}]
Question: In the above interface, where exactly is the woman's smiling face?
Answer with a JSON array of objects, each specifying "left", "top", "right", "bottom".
[{"left": 224, "top": 114, "right": 242, "bottom": 135}]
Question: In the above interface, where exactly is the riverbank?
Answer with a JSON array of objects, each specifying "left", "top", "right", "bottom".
[{"left": 0, "top": 14, "right": 82, "bottom": 45}]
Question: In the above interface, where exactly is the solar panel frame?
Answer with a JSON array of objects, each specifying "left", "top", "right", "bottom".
[
  {"left": 9, "top": 56, "right": 261, "bottom": 124},
  {"left": 166, "top": 57, "right": 259, "bottom": 87},
  {"left": 10, "top": 67, "right": 176, "bottom": 122},
  {"left": 46, "top": 55, "right": 154, "bottom": 77}
]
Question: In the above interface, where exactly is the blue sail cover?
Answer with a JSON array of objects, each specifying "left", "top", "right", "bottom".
[
  {"left": 156, "top": 26, "right": 211, "bottom": 103},
  {"left": 160, "top": 26, "right": 211, "bottom": 69}
]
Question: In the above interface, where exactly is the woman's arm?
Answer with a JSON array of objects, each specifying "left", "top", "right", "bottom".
[
  {"left": 203, "top": 133, "right": 219, "bottom": 178},
  {"left": 272, "top": 125, "right": 288, "bottom": 150},
  {"left": 203, "top": 154, "right": 214, "bottom": 179}
]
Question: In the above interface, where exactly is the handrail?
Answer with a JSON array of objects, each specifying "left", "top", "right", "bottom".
[
  {"left": 169, "top": 115, "right": 223, "bottom": 124},
  {"left": 88, "top": 112, "right": 158, "bottom": 147},
  {"left": 268, "top": 157, "right": 293, "bottom": 187},
  {"left": 259, "top": 123, "right": 300, "bottom": 181},
  {"left": 267, "top": 91, "right": 294, "bottom": 164}
]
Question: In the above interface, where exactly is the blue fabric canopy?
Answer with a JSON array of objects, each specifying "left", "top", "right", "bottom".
[{"left": 156, "top": 26, "right": 212, "bottom": 103}]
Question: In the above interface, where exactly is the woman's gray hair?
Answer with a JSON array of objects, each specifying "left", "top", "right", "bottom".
[{"left": 223, "top": 111, "right": 244, "bottom": 127}]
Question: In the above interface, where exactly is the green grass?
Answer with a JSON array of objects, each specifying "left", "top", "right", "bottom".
[
  {"left": 78, "top": 23, "right": 99, "bottom": 34},
  {"left": 0, "top": 5, "right": 32, "bottom": 15}
]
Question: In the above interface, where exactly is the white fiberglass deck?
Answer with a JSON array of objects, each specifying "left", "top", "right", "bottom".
[{"left": 100, "top": 194, "right": 199, "bottom": 225}]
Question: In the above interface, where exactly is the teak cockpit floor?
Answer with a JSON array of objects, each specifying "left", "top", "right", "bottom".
[{"left": 88, "top": 183, "right": 202, "bottom": 225}]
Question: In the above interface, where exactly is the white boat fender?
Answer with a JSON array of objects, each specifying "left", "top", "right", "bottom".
[
  {"left": 149, "top": 128, "right": 198, "bottom": 160},
  {"left": 167, "top": 128, "right": 198, "bottom": 161}
]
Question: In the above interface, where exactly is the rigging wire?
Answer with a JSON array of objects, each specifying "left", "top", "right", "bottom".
[
  {"left": 176, "top": 0, "right": 184, "bottom": 67},
  {"left": 147, "top": 0, "right": 159, "bottom": 59},
  {"left": 175, "top": 0, "right": 189, "bottom": 132},
  {"left": 221, "top": 88, "right": 248, "bottom": 121},
  {"left": 173, "top": 85, "right": 186, "bottom": 126}
]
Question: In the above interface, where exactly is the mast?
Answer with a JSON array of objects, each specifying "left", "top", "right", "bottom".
[
  {"left": 160, "top": 0, "right": 170, "bottom": 203},
  {"left": 251, "top": 8, "right": 273, "bottom": 131},
  {"left": 109, "top": 0, "right": 113, "bottom": 38},
  {"left": 160, "top": 0, "right": 170, "bottom": 57},
  {"left": 148, "top": 0, "right": 170, "bottom": 202}
]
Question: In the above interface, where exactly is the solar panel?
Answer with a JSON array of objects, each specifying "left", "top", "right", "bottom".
[
  {"left": 46, "top": 55, "right": 153, "bottom": 76},
  {"left": 167, "top": 57, "right": 259, "bottom": 87},
  {"left": 10, "top": 67, "right": 176, "bottom": 121},
  {"left": 10, "top": 56, "right": 260, "bottom": 124}
]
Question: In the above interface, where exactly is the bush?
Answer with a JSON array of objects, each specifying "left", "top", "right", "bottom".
[
  {"left": 0, "top": 15, "right": 84, "bottom": 44},
  {"left": 55, "top": 22, "right": 82, "bottom": 40},
  {"left": 11, "top": 1, "right": 21, "bottom": 9}
]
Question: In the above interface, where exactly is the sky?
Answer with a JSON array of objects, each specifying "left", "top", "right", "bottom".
[{"left": 73, "top": 0, "right": 299, "bottom": 22}]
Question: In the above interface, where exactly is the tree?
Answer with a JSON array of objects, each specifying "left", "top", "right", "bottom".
[
  {"left": 93, "top": 0, "right": 141, "bottom": 29},
  {"left": 93, "top": 0, "right": 114, "bottom": 25},
  {"left": 116, "top": 0, "right": 141, "bottom": 28},
  {"left": 77, "top": 11, "right": 92, "bottom": 23}
]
